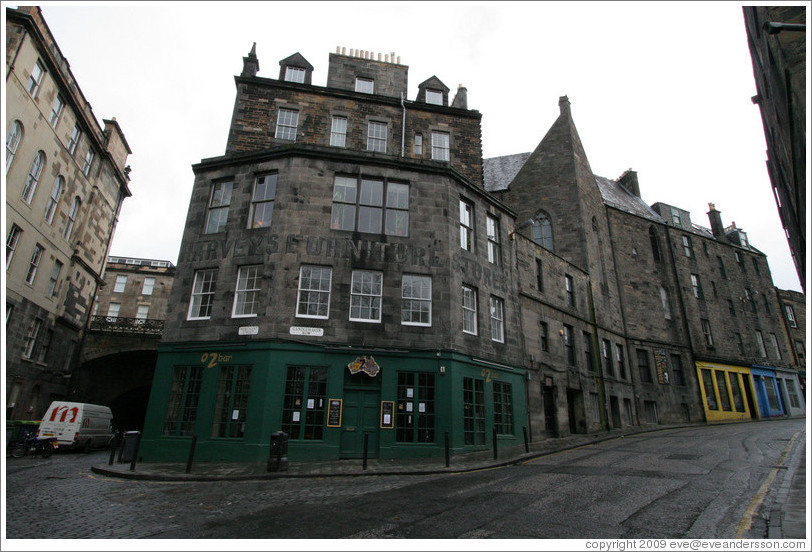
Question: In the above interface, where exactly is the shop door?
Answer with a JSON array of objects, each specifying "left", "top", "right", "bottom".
[{"left": 340, "top": 388, "right": 380, "bottom": 458}]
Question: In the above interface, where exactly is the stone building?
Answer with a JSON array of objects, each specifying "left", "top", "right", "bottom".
[
  {"left": 5, "top": 6, "right": 131, "bottom": 421},
  {"left": 139, "top": 46, "right": 804, "bottom": 465},
  {"left": 743, "top": 6, "right": 806, "bottom": 292},
  {"left": 67, "top": 257, "right": 176, "bottom": 430}
]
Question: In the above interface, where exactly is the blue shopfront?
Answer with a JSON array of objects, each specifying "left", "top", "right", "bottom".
[{"left": 750, "top": 366, "right": 785, "bottom": 418}]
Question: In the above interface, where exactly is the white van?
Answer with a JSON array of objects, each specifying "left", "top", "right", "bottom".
[{"left": 37, "top": 401, "right": 114, "bottom": 451}]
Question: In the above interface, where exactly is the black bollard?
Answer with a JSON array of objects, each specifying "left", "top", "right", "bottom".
[
  {"left": 445, "top": 431, "right": 450, "bottom": 467},
  {"left": 108, "top": 442, "right": 116, "bottom": 465},
  {"left": 185, "top": 435, "right": 198, "bottom": 474},
  {"left": 523, "top": 426, "right": 529, "bottom": 453},
  {"left": 492, "top": 426, "right": 498, "bottom": 460},
  {"left": 128, "top": 432, "right": 142, "bottom": 472}
]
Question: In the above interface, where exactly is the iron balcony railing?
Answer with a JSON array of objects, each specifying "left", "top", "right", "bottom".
[{"left": 89, "top": 316, "right": 164, "bottom": 335}]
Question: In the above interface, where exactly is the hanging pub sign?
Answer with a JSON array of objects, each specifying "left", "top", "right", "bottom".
[{"left": 347, "top": 356, "right": 381, "bottom": 377}]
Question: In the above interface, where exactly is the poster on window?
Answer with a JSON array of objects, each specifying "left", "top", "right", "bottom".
[{"left": 380, "top": 401, "right": 394, "bottom": 428}]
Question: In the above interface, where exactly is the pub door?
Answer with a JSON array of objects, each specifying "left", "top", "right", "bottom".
[{"left": 339, "top": 372, "right": 381, "bottom": 459}]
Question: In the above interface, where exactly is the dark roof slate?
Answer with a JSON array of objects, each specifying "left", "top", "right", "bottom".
[{"left": 483, "top": 152, "right": 531, "bottom": 193}]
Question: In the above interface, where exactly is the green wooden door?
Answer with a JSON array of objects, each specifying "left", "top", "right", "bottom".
[{"left": 340, "top": 388, "right": 380, "bottom": 458}]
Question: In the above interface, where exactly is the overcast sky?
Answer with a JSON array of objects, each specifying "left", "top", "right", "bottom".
[{"left": 17, "top": 1, "right": 805, "bottom": 292}]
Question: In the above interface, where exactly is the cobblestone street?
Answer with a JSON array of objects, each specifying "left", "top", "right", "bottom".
[{"left": 4, "top": 450, "right": 439, "bottom": 539}]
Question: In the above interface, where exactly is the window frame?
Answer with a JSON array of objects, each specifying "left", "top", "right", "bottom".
[
  {"left": 187, "top": 269, "right": 217, "bottom": 320},
  {"left": 701, "top": 319, "right": 714, "bottom": 348},
  {"left": 49, "top": 95, "right": 65, "bottom": 128},
  {"left": 81, "top": 149, "right": 95, "bottom": 177},
  {"left": 462, "top": 285, "right": 478, "bottom": 335},
  {"left": 396, "top": 372, "right": 436, "bottom": 443},
  {"left": 211, "top": 365, "right": 252, "bottom": 439},
  {"left": 249, "top": 173, "right": 277, "bottom": 229},
  {"left": 493, "top": 381, "right": 513, "bottom": 435},
  {"left": 367, "top": 121, "right": 387, "bottom": 152},
  {"left": 425, "top": 89, "right": 443, "bottom": 105},
  {"left": 282, "top": 366, "right": 328, "bottom": 441},
  {"left": 565, "top": 274, "right": 575, "bottom": 307},
  {"left": 490, "top": 296, "right": 505, "bottom": 343},
  {"left": 204, "top": 180, "right": 233, "bottom": 235},
  {"left": 25, "top": 244, "right": 43, "bottom": 285},
  {"left": 349, "top": 270, "right": 383, "bottom": 323},
  {"left": 6, "top": 120, "right": 23, "bottom": 174},
  {"left": 162, "top": 365, "right": 203, "bottom": 437},
  {"left": 563, "top": 324, "right": 575, "bottom": 366},
  {"left": 6, "top": 224, "right": 22, "bottom": 270},
  {"left": 355, "top": 77, "right": 374, "bottom": 94},
  {"left": 784, "top": 305, "right": 797, "bottom": 328},
  {"left": 431, "top": 131, "right": 450, "bottom": 161},
  {"left": 113, "top": 275, "right": 127, "bottom": 293},
  {"left": 232, "top": 265, "right": 262, "bottom": 318},
  {"left": 296, "top": 265, "right": 333, "bottom": 320},
  {"left": 330, "top": 175, "right": 409, "bottom": 236},
  {"left": 44, "top": 176, "right": 64, "bottom": 225},
  {"left": 486, "top": 214, "right": 501, "bottom": 266},
  {"left": 63, "top": 196, "right": 80, "bottom": 240},
  {"left": 142, "top": 277, "right": 156, "bottom": 295},
  {"left": 284, "top": 66, "right": 306, "bottom": 83},
  {"left": 22, "top": 151, "right": 45, "bottom": 204},
  {"left": 637, "top": 349, "right": 652, "bottom": 383},
  {"left": 330, "top": 116, "right": 347, "bottom": 148},
  {"left": 23, "top": 318, "right": 42, "bottom": 359},
  {"left": 274, "top": 108, "right": 299, "bottom": 141},
  {"left": 27, "top": 60, "right": 45, "bottom": 97},
  {"left": 401, "top": 274, "right": 432, "bottom": 327},
  {"left": 67, "top": 124, "right": 82, "bottom": 156},
  {"left": 459, "top": 199, "right": 474, "bottom": 251}
]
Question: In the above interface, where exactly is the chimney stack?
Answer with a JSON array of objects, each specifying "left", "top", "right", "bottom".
[
  {"left": 451, "top": 84, "right": 468, "bottom": 109},
  {"left": 241, "top": 42, "right": 259, "bottom": 77},
  {"left": 559, "top": 95, "right": 571, "bottom": 116},
  {"left": 618, "top": 169, "right": 640, "bottom": 198},
  {"left": 707, "top": 203, "right": 725, "bottom": 238}
]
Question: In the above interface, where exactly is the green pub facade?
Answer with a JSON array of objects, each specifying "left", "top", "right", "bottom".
[{"left": 139, "top": 47, "right": 529, "bottom": 463}]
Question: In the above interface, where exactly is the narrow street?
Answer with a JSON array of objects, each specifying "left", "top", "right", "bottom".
[{"left": 3, "top": 418, "right": 805, "bottom": 541}]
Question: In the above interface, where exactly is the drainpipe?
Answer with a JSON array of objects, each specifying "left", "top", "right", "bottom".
[{"left": 401, "top": 92, "right": 406, "bottom": 157}]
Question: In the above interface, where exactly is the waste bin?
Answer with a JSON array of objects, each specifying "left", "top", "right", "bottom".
[
  {"left": 267, "top": 431, "right": 288, "bottom": 472},
  {"left": 118, "top": 431, "right": 141, "bottom": 463}
]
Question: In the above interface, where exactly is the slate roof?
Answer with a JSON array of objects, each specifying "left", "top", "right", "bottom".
[
  {"left": 593, "top": 175, "right": 664, "bottom": 223},
  {"left": 483, "top": 154, "right": 664, "bottom": 223},
  {"left": 483, "top": 153, "right": 531, "bottom": 193}
]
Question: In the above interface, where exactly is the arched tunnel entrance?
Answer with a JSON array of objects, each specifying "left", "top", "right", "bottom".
[{"left": 71, "top": 349, "right": 158, "bottom": 432}]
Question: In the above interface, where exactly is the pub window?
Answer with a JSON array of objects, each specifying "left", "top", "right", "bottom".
[
  {"left": 463, "top": 377, "right": 485, "bottom": 445},
  {"left": 212, "top": 365, "right": 252, "bottom": 438},
  {"left": 163, "top": 365, "right": 203, "bottom": 436},
  {"left": 396, "top": 373, "right": 436, "bottom": 443},
  {"left": 282, "top": 366, "right": 327, "bottom": 440},
  {"left": 493, "top": 381, "right": 513, "bottom": 435}
]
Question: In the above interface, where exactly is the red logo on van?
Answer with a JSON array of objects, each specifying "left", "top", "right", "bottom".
[{"left": 49, "top": 405, "right": 79, "bottom": 423}]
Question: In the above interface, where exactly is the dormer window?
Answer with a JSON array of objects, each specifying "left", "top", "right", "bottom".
[
  {"left": 425, "top": 89, "right": 443, "bottom": 105},
  {"left": 355, "top": 78, "right": 374, "bottom": 94},
  {"left": 284, "top": 66, "right": 306, "bottom": 83}
]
